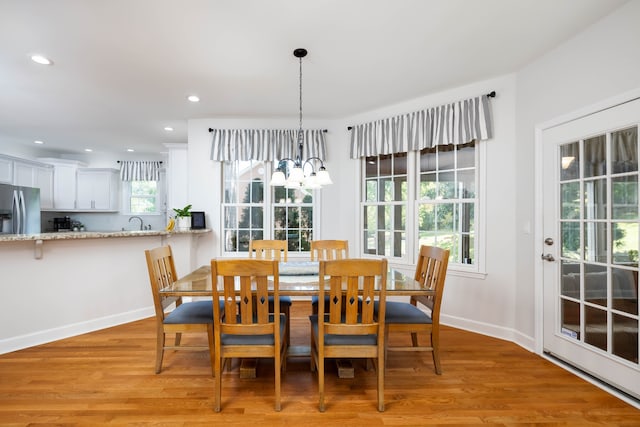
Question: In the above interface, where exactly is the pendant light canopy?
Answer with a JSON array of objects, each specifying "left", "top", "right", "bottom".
[{"left": 270, "top": 48, "right": 332, "bottom": 189}]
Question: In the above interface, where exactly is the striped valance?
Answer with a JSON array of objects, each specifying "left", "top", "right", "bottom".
[
  {"left": 350, "top": 94, "right": 493, "bottom": 158},
  {"left": 119, "top": 161, "right": 162, "bottom": 181},
  {"left": 210, "top": 129, "right": 327, "bottom": 162}
]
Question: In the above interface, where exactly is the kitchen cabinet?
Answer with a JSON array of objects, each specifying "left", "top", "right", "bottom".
[
  {"left": 0, "top": 157, "right": 12, "bottom": 184},
  {"left": 76, "top": 168, "right": 119, "bottom": 211},
  {"left": 0, "top": 155, "right": 54, "bottom": 208},
  {"left": 39, "top": 158, "right": 87, "bottom": 210},
  {"left": 13, "top": 161, "right": 54, "bottom": 209}
]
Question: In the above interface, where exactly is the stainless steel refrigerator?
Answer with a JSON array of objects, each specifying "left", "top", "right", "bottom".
[{"left": 0, "top": 183, "right": 41, "bottom": 234}]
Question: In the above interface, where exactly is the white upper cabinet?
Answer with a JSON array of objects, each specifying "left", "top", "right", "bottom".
[
  {"left": 39, "top": 158, "right": 86, "bottom": 210},
  {"left": 0, "top": 157, "right": 13, "bottom": 184},
  {"left": 76, "top": 168, "right": 119, "bottom": 211},
  {"left": 0, "top": 155, "right": 54, "bottom": 208},
  {"left": 14, "top": 162, "right": 54, "bottom": 209}
]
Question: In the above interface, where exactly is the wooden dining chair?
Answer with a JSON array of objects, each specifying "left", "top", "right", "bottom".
[
  {"left": 310, "top": 240, "right": 349, "bottom": 314},
  {"left": 144, "top": 245, "right": 220, "bottom": 375},
  {"left": 310, "top": 239, "right": 348, "bottom": 261},
  {"left": 379, "top": 245, "right": 449, "bottom": 374},
  {"left": 249, "top": 239, "right": 288, "bottom": 261},
  {"left": 249, "top": 239, "right": 292, "bottom": 345},
  {"left": 310, "top": 258, "right": 387, "bottom": 412},
  {"left": 211, "top": 259, "right": 286, "bottom": 412}
]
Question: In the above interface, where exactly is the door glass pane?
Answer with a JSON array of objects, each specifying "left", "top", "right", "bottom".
[
  {"left": 366, "top": 179, "right": 377, "bottom": 202},
  {"left": 438, "top": 145, "right": 455, "bottom": 170},
  {"left": 611, "top": 127, "right": 637, "bottom": 174},
  {"left": 612, "top": 176, "right": 638, "bottom": 220},
  {"left": 584, "top": 263, "right": 607, "bottom": 307},
  {"left": 612, "top": 314, "right": 638, "bottom": 363},
  {"left": 379, "top": 154, "right": 392, "bottom": 176},
  {"left": 561, "top": 261, "right": 580, "bottom": 298},
  {"left": 420, "top": 148, "right": 437, "bottom": 172},
  {"left": 560, "top": 141, "right": 580, "bottom": 181},
  {"left": 584, "top": 222, "right": 607, "bottom": 263},
  {"left": 584, "top": 135, "right": 606, "bottom": 178},
  {"left": 561, "top": 299, "right": 580, "bottom": 339},
  {"left": 612, "top": 222, "right": 638, "bottom": 267},
  {"left": 561, "top": 222, "right": 581, "bottom": 259},
  {"left": 561, "top": 182, "right": 580, "bottom": 220},
  {"left": 584, "top": 305, "right": 607, "bottom": 351},
  {"left": 584, "top": 179, "right": 607, "bottom": 220},
  {"left": 611, "top": 267, "right": 638, "bottom": 315}
]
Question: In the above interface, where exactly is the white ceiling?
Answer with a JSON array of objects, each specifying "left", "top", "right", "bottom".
[{"left": 0, "top": 0, "right": 628, "bottom": 156}]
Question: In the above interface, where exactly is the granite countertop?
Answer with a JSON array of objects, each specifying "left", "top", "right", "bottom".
[{"left": 0, "top": 228, "right": 211, "bottom": 242}]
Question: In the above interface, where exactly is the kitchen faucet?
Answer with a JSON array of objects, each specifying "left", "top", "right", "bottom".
[{"left": 128, "top": 216, "right": 144, "bottom": 231}]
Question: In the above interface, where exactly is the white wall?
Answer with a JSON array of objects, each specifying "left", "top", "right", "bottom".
[
  {"left": 186, "top": 74, "right": 522, "bottom": 344},
  {"left": 515, "top": 0, "right": 640, "bottom": 345}
]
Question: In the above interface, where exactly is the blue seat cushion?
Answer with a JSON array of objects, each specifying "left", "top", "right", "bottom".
[
  {"left": 376, "top": 301, "right": 432, "bottom": 324},
  {"left": 221, "top": 313, "right": 287, "bottom": 345},
  {"left": 309, "top": 315, "right": 378, "bottom": 346},
  {"left": 271, "top": 296, "right": 292, "bottom": 307},
  {"left": 164, "top": 300, "right": 223, "bottom": 324}
]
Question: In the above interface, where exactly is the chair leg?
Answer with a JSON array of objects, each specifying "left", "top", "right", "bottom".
[
  {"left": 214, "top": 350, "right": 222, "bottom": 412},
  {"left": 283, "top": 305, "right": 291, "bottom": 346},
  {"left": 207, "top": 324, "right": 215, "bottom": 377},
  {"left": 174, "top": 332, "right": 182, "bottom": 346},
  {"left": 275, "top": 344, "right": 282, "bottom": 411},
  {"left": 410, "top": 331, "right": 419, "bottom": 347},
  {"left": 431, "top": 330, "right": 442, "bottom": 375},
  {"left": 377, "top": 352, "right": 385, "bottom": 412},
  {"left": 155, "top": 331, "right": 165, "bottom": 374},
  {"left": 318, "top": 355, "right": 325, "bottom": 412}
]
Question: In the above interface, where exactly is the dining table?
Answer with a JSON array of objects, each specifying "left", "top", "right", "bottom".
[{"left": 159, "top": 260, "right": 433, "bottom": 378}]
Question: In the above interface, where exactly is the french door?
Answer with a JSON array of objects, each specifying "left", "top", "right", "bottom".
[{"left": 542, "top": 97, "right": 640, "bottom": 400}]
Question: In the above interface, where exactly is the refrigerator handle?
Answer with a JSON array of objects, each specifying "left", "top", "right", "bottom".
[
  {"left": 12, "top": 190, "right": 20, "bottom": 234},
  {"left": 19, "top": 190, "right": 26, "bottom": 234}
]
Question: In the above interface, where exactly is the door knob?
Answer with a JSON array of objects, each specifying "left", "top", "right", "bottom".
[
  {"left": 541, "top": 253, "right": 555, "bottom": 262},
  {"left": 544, "top": 238, "right": 554, "bottom": 246}
]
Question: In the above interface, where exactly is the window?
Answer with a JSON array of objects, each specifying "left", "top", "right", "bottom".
[
  {"left": 361, "top": 140, "right": 479, "bottom": 269},
  {"left": 124, "top": 177, "right": 164, "bottom": 214},
  {"left": 362, "top": 153, "right": 408, "bottom": 258},
  {"left": 222, "top": 160, "right": 315, "bottom": 254},
  {"left": 418, "top": 141, "right": 477, "bottom": 265}
]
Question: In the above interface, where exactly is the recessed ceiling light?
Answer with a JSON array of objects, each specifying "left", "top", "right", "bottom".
[
  {"left": 31, "top": 55, "right": 53, "bottom": 65},
  {"left": 84, "top": 148, "right": 93, "bottom": 152},
  {"left": 187, "top": 95, "right": 200, "bottom": 103},
  {"left": 164, "top": 126, "right": 174, "bottom": 132},
  {"left": 34, "top": 140, "right": 44, "bottom": 144},
  {"left": 127, "top": 148, "right": 135, "bottom": 152}
]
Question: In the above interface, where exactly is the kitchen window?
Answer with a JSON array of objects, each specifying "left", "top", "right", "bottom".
[{"left": 123, "top": 175, "right": 164, "bottom": 215}]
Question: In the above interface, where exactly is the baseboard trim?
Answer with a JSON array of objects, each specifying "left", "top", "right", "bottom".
[
  {"left": 0, "top": 307, "right": 155, "bottom": 355},
  {"left": 441, "top": 313, "right": 536, "bottom": 352}
]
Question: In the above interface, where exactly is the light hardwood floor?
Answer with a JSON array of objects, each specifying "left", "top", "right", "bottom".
[{"left": 0, "top": 301, "right": 638, "bottom": 425}]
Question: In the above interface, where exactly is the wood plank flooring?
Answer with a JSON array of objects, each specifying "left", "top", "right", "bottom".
[{"left": 0, "top": 301, "right": 638, "bottom": 425}]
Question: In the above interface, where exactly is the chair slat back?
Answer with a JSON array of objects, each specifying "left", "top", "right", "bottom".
[
  {"left": 249, "top": 240, "right": 288, "bottom": 262},
  {"left": 145, "top": 246, "right": 180, "bottom": 318},
  {"left": 319, "top": 259, "right": 387, "bottom": 336},
  {"left": 310, "top": 240, "right": 349, "bottom": 261},
  {"left": 212, "top": 259, "right": 279, "bottom": 335},
  {"left": 413, "top": 245, "right": 449, "bottom": 316}
]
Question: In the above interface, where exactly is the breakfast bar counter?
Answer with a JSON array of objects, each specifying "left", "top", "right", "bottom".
[{"left": 0, "top": 228, "right": 211, "bottom": 242}]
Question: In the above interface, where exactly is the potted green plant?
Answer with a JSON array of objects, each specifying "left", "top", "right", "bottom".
[{"left": 173, "top": 204, "right": 192, "bottom": 231}]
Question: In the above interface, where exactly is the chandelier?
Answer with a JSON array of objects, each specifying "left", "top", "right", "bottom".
[{"left": 270, "top": 48, "right": 332, "bottom": 189}]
